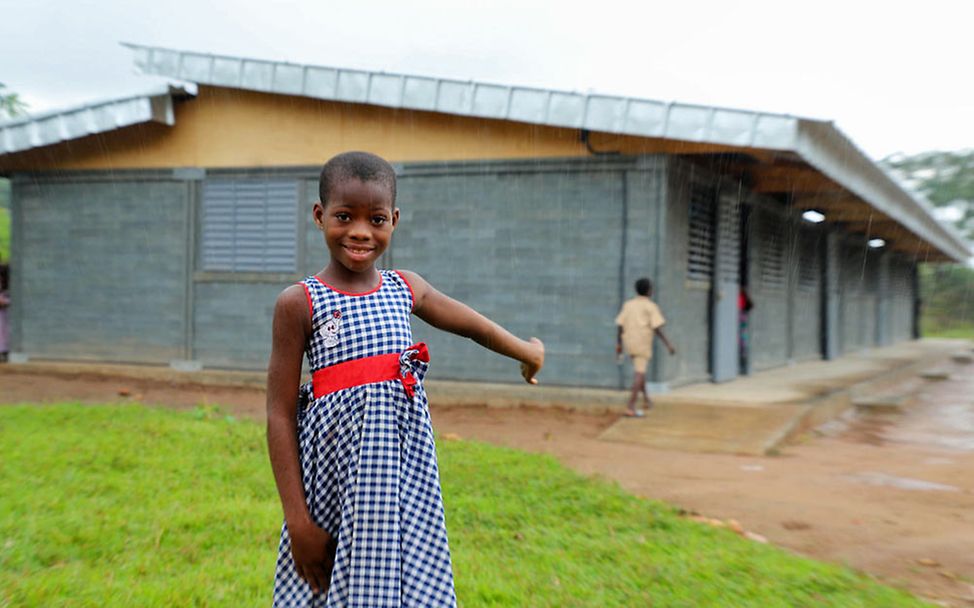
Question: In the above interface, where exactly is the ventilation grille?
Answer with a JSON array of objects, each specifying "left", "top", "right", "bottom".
[
  {"left": 201, "top": 179, "right": 298, "bottom": 272},
  {"left": 687, "top": 183, "right": 716, "bottom": 282}
]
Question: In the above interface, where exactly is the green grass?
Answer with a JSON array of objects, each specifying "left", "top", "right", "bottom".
[
  {"left": 0, "top": 206, "right": 9, "bottom": 262},
  {"left": 922, "top": 322, "right": 974, "bottom": 340},
  {"left": 0, "top": 404, "right": 932, "bottom": 607}
]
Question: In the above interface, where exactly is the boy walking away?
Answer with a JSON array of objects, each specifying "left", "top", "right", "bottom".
[{"left": 615, "top": 277, "right": 675, "bottom": 417}]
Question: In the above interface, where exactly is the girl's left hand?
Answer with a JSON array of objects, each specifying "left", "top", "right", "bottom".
[{"left": 520, "top": 337, "right": 545, "bottom": 385}]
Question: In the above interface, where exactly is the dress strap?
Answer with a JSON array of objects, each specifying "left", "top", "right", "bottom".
[{"left": 297, "top": 280, "right": 313, "bottom": 322}]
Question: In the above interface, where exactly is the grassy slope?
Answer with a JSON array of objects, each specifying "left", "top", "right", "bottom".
[
  {"left": 0, "top": 404, "right": 931, "bottom": 607},
  {"left": 922, "top": 323, "right": 974, "bottom": 340}
]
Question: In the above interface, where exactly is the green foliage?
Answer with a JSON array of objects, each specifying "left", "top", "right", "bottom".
[
  {"left": 919, "top": 263, "right": 974, "bottom": 336},
  {"left": 0, "top": 206, "right": 9, "bottom": 264},
  {"left": 0, "top": 82, "right": 27, "bottom": 119},
  {"left": 0, "top": 404, "right": 933, "bottom": 607},
  {"left": 882, "top": 150, "right": 974, "bottom": 240},
  {"left": 883, "top": 151, "right": 974, "bottom": 333},
  {"left": 0, "top": 179, "right": 10, "bottom": 262}
]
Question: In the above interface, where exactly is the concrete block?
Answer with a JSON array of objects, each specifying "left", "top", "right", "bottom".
[
  {"left": 170, "top": 359, "right": 203, "bottom": 372},
  {"left": 853, "top": 395, "right": 906, "bottom": 414}
]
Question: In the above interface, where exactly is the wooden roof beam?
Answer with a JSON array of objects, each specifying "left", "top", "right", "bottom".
[
  {"left": 751, "top": 175, "right": 845, "bottom": 194},
  {"left": 819, "top": 208, "right": 892, "bottom": 222}
]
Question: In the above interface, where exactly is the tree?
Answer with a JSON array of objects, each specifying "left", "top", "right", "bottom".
[
  {"left": 882, "top": 151, "right": 974, "bottom": 336},
  {"left": 881, "top": 150, "right": 974, "bottom": 241},
  {"left": 0, "top": 82, "right": 27, "bottom": 120}
]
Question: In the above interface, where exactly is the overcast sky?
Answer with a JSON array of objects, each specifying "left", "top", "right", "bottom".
[{"left": 1, "top": 0, "right": 971, "bottom": 160}]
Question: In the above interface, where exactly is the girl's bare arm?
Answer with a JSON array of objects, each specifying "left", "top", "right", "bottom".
[
  {"left": 266, "top": 285, "right": 313, "bottom": 527},
  {"left": 266, "top": 285, "right": 335, "bottom": 593},
  {"left": 399, "top": 270, "right": 544, "bottom": 384}
]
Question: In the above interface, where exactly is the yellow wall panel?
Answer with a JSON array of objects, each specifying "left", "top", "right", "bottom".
[
  {"left": 0, "top": 86, "right": 751, "bottom": 172},
  {"left": 2, "top": 87, "right": 591, "bottom": 170}
]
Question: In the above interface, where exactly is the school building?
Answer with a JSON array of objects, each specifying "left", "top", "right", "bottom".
[{"left": 0, "top": 44, "right": 970, "bottom": 389}]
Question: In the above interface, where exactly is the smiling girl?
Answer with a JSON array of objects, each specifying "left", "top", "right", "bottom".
[{"left": 266, "top": 151, "right": 544, "bottom": 607}]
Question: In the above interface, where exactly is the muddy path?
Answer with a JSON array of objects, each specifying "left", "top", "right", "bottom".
[{"left": 3, "top": 363, "right": 974, "bottom": 606}]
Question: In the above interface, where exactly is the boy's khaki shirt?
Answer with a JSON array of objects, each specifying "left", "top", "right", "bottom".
[{"left": 615, "top": 296, "right": 666, "bottom": 358}]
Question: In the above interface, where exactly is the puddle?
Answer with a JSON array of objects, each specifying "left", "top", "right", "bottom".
[
  {"left": 923, "top": 457, "right": 956, "bottom": 465},
  {"left": 842, "top": 471, "right": 960, "bottom": 492},
  {"left": 885, "top": 402, "right": 974, "bottom": 451}
]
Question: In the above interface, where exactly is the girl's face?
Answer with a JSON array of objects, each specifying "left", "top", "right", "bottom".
[{"left": 313, "top": 178, "right": 399, "bottom": 274}]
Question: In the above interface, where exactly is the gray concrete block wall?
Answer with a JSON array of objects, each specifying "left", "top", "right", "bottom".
[
  {"left": 876, "top": 252, "right": 891, "bottom": 346},
  {"left": 822, "top": 230, "right": 842, "bottom": 359},
  {"left": 888, "top": 257, "right": 915, "bottom": 342},
  {"left": 10, "top": 159, "right": 924, "bottom": 386},
  {"left": 790, "top": 226, "right": 824, "bottom": 361},
  {"left": 839, "top": 240, "right": 864, "bottom": 353},
  {"left": 12, "top": 178, "right": 189, "bottom": 362},
  {"left": 839, "top": 236, "right": 881, "bottom": 353},
  {"left": 748, "top": 204, "right": 790, "bottom": 371},
  {"left": 302, "top": 178, "right": 331, "bottom": 275},
  {"left": 192, "top": 281, "right": 290, "bottom": 369},
  {"left": 861, "top": 248, "right": 880, "bottom": 347},
  {"left": 658, "top": 160, "right": 715, "bottom": 385},
  {"left": 391, "top": 159, "right": 662, "bottom": 388}
]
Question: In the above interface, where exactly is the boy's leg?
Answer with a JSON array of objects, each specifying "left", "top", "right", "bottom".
[
  {"left": 627, "top": 371, "right": 645, "bottom": 413},
  {"left": 642, "top": 377, "right": 653, "bottom": 409},
  {"left": 626, "top": 355, "right": 650, "bottom": 415}
]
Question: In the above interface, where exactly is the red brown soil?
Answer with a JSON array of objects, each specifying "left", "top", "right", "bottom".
[{"left": 3, "top": 365, "right": 974, "bottom": 606}]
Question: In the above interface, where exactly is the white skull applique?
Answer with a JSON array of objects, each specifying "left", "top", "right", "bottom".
[{"left": 320, "top": 310, "right": 343, "bottom": 348}]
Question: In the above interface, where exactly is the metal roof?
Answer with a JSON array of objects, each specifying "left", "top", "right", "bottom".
[
  {"left": 0, "top": 85, "right": 192, "bottom": 156},
  {"left": 122, "top": 43, "right": 805, "bottom": 152}
]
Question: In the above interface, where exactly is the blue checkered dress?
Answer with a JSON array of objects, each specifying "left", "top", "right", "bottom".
[{"left": 272, "top": 270, "right": 457, "bottom": 607}]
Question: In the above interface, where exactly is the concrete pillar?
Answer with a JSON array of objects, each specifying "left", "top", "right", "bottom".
[
  {"left": 822, "top": 230, "right": 841, "bottom": 359},
  {"left": 876, "top": 250, "right": 891, "bottom": 346}
]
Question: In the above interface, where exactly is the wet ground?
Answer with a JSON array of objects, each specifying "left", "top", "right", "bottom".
[{"left": 2, "top": 358, "right": 974, "bottom": 605}]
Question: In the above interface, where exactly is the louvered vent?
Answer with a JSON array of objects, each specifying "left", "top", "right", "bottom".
[
  {"left": 201, "top": 180, "right": 298, "bottom": 272},
  {"left": 797, "top": 232, "right": 820, "bottom": 291},
  {"left": 687, "top": 184, "right": 716, "bottom": 282},
  {"left": 759, "top": 214, "right": 785, "bottom": 292}
]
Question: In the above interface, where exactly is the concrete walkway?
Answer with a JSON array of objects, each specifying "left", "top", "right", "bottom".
[
  {"left": 3, "top": 338, "right": 970, "bottom": 455},
  {"left": 599, "top": 339, "right": 972, "bottom": 455}
]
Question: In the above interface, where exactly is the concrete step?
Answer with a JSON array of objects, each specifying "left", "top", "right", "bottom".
[
  {"left": 951, "top": 352, "right": 973, "bottom": 365},
  {"left": 920, "top": 370, "right": 952, "bottom": 381},
  {"left": 598, "top": 400, "right": 810, "bottom": 456},
  {"left": 852, "top": 394, "right": 908, "bottom": 414}
]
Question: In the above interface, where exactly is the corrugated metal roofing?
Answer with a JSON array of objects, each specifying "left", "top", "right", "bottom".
[
  {"left": 122, "top": 43, "right": 803, "bottom": 152},
  {"left": 0, "top": 85, "right": 192, "bottom": 155}
]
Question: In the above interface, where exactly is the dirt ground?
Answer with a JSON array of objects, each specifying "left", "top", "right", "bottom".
[{"left": 3, "top": 363, "right": 974, "bottom": 606}]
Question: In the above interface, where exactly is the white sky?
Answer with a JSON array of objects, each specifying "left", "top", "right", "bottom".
[{"left": 1, "top": 0, "right": 972, "bottom": 160}]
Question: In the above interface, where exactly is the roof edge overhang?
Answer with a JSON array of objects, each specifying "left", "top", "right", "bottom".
[
  {"left": 122, "top": 42, "right": 804, "bottom": 151},
  {"left": 0, "top": 84, "right": 194, "bottom": 156},
  {"left": 793, "top": 121, "right": 972, "bottom": 262}
]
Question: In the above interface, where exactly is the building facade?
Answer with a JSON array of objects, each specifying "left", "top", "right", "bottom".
[{"left": 1, "top": 45, "right": 968, "bottom": 388}]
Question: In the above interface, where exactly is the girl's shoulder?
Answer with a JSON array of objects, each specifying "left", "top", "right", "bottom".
[{"left": 382, "top": 269, "right": 418, "bottom": 309}]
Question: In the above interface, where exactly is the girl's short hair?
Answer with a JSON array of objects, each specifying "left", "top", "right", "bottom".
[{"left": 319, "top": 151, "right": 397, "bottom": 206}]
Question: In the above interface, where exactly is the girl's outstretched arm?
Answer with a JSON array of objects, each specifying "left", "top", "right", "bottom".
[
  {"left": 266, "top": 285, "right": 335, "bottom": 594},
  {"left": 399, "top": 270, "right": 544, "bottom": 384}
]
